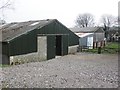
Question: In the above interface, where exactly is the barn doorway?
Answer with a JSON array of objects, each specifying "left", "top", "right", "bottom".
[
  {"left": 38, "top": 34, "right": 68, "bottom": 60},
  {"left": 56, "top": 35, "right": 62, "bottom": 56}
]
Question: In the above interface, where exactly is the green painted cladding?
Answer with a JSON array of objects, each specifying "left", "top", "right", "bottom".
[
  {"left": 54, "top": 21, "right": 79, "bottom": 46},
  {"left": 61, "top": 35, "right": 69, "bottom": 55},
  {"left": 2, "top": 42, "right": 9, "bottom": 56},
  {"left": 5, "top": 20, "right": 79, "bottom": 56},
  {"left": 1, "top": 42, "right": 10, "bottom": 64},
  {"left": 47, "top": 35, "right": 56, "bottom": 60},
  {"left": 37, "top": 20, "right": 79, "bottom": 46},
  {"left": 46, "top": 35, "right": 68, "bottom": 59},
  {"left": 9, "top": 30, "right": 37, "bottom": 56}
]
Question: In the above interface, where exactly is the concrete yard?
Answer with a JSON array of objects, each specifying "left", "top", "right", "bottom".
[{"left": 0, "top": 53, "right": 119, "bottom": 88}]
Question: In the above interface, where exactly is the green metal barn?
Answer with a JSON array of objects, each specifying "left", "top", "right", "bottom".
[{"left": 1, "top": 19, "right": 79, "bottom": 65}]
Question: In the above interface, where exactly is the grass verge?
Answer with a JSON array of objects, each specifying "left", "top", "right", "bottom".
[{"left": 82, "top": 42, "right": 119, "bottom": 54}]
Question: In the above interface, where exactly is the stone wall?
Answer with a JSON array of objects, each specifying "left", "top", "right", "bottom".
[{"left": 10, "top": 36, "right": 47, "bottom": 65}]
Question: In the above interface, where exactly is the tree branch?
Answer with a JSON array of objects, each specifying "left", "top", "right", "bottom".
[{"left": 0, "top": 0, "right": 11, "bottom": 9}]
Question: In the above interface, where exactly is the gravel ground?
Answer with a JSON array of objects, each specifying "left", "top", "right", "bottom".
[{"left": 0, "top": 53, "right": 119, "bottom": 88}]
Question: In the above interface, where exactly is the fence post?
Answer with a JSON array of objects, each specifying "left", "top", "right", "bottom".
[
  {"left": 98, "top": 47, "right": 101, "bottom": 54},
  {"left": 93, "top": 42, "right": 95, "bottom": 49},
  {"left": 96, "top": 42, "right": 98, "bottom": 48}
]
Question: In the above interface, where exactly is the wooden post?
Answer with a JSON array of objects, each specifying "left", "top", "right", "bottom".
[
  {"left": 100, "top": 41, "right": 103, "bottom": 48},
  {"left": 96, "top": 42, "right": 98, "bottom": 48},
  {"left": 98, "top": 47, "right": 101, "bottom": 54},
  {"left": 119, "top": 37, "right": 120, "bottom": 42},
  {"left": 93, "top": 42, "right": 95, "bottom": 49}
]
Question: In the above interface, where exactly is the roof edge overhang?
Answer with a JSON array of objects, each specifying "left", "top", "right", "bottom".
[{"left": 55, "top": 20, "right": 79, "bottom": 38}]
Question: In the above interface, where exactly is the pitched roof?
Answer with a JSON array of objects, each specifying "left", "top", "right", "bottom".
[
  {"left": 70, "top": 27, "right": 104, "bottom": 33},
  {"left": 0, "top": 19, "right": 55, "bottom": 42}
]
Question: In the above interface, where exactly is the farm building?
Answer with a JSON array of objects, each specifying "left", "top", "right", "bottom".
[
  {"left": 75, "top": 33, "right": 94, "bottom": 49},
  {"left": 70, "top": 27, "right": 105, "bottom": 49},
  {"left": 0, "top": 19, "right": 79, "bottom": 65}
]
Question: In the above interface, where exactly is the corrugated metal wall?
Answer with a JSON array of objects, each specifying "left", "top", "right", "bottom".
[
  {"left": 4, "top": 20, "right": 79, "bottom": 57},
  {"left": 80, "top": 34, "right": 94, "bottom": 47},
  {"left": 61, "top": 35, "right": 68, "bottom": 55},
  {"left": 46, "top": 34, "right": 68, "bottom": 60},
  {"left": 9, "top": 30, "right": 37, "bottom": 56},
  {"left": 94, "top": 28, "right": 105, "bottom": 42},
  {"left": 94, "top": 33, "right": 104, "bottom": 42},
  {"left": 2, "top": 42, "right": 9, "bottom": 56},
  {"left": 36, "top": 20, "right": 79, "bottom": 46},
  {"left": 54, "top": 20, "right": 79, "bottom": 46},
  {"left": 80, "top": 37, "right": 87, "bottom": 46},
  {"left": 47, "top": 35, "right": 56, "bottom": 60},
  {"left": 1, "top": 42, "right": 10, "bottom": 64}
]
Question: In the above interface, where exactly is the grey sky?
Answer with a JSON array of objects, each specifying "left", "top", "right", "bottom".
[{"left": 0, "top": 0, "right": 119, "bottom": 27}]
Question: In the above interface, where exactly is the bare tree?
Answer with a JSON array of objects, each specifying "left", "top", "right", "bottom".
[
  {"left": 101, "top": 14, "right": 117, "bottom": 28},
  {"left": 0, "top": 0, "right": 14, "bottom": 24},
  {"left": 75, "top": 13, "right": 95, "bottom": 28},
  {"left": 0, "top": 0, "right": 14, "bottom": 10},
  {"left": 100, "top": 14, "right": 117, "bottom": 39}
]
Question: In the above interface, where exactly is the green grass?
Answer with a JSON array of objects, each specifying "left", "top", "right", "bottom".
[
  {"left": 105, "top": 42, "right": 118, "bottom": 49},
  {"left": 103, "top": 42, "right": 119, "bottom": 54},
  {"left": 82, "top": 42, "right": 119, "bottom": 54},
  {"left": 83, "top": 48, "right": 98, "bottom": 53},
  {"left": 0, "top": 64, "right": 11, "bottom": 68}
]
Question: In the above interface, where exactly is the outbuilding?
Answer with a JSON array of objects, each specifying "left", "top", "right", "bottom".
[
  {"left": 1, "top": 19, "right": 79, "bottom": 65},
  {"left": 70, "top": 27, "right": 105, "bottom": 49},
  {"left": 75, "top": 33, "right": 94, "bottom": 49}
]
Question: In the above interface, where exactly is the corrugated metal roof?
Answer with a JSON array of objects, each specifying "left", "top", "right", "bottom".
[
  {"left": 0, "top": 19, "right": 55, "bottom": 42},
  {"left": 75, "top": 33, "right": 93, "bottom": 38},
  {"left": 70, "top": 27, "right": 104, "bottom": 33}
]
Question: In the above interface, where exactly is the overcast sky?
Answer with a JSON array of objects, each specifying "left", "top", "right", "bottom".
[{"left": 0, "top": 0, "right": 119, "bottom": 27}]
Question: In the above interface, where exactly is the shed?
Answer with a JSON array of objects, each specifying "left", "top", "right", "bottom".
[
  {"left": 70, "top": 27, "right": 105, "bottom": 49},
  {"left": 0, "top": 19, "right": 79, "bottom": 65},
  {"left": 75, "top": 33, "right": 94, "bottom": 49}
]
